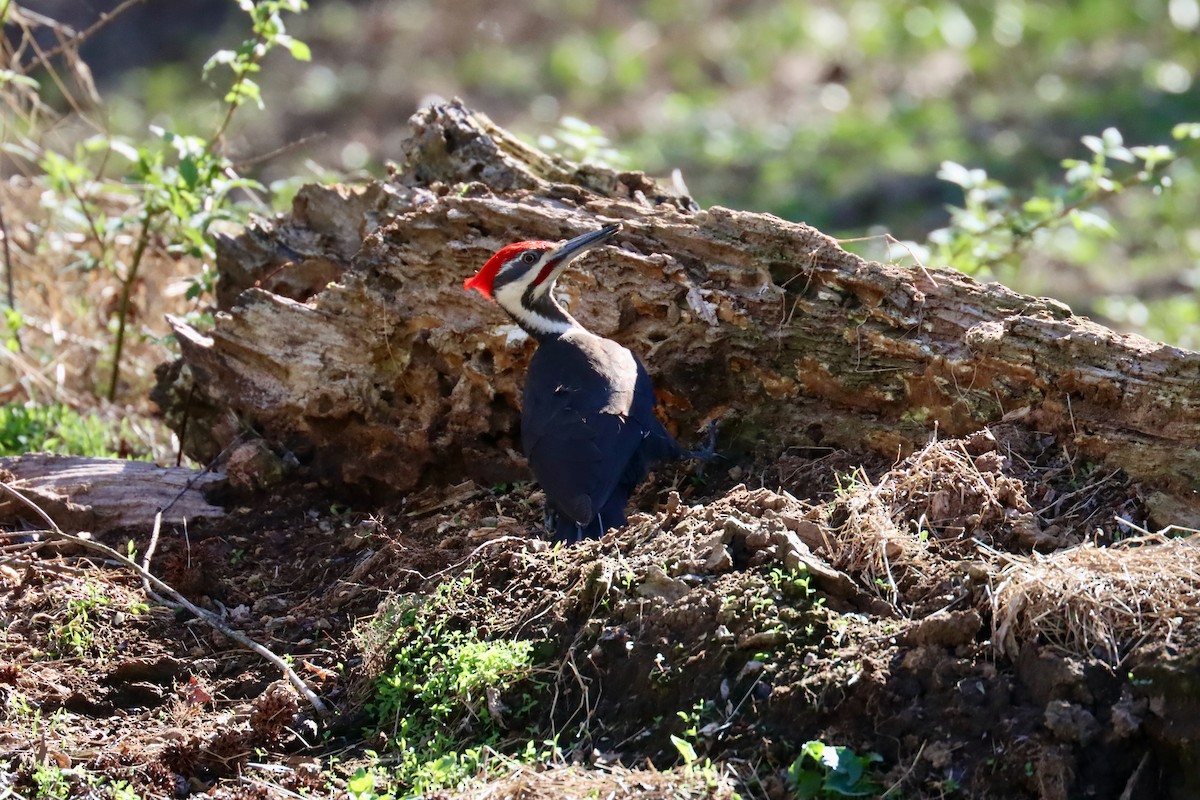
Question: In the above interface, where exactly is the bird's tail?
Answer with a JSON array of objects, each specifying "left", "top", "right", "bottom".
[{"left": 546, "top": 507, "right": 610, "bottom": 543}]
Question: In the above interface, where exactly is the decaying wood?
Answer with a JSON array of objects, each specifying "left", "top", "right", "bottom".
[
  {"left": 154, "top": 100, "right": 1200, "bottom": 526},
  {"left": 0, "top": 454, "right": 225, "bottom": 533}
]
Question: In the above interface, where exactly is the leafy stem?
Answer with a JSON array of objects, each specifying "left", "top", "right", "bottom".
[
  {"left": 929, "top": 125, "right": 1195, "bottom": 278},
  {"left": 205, "top": 0, "right": 311, "bottom": 152}
]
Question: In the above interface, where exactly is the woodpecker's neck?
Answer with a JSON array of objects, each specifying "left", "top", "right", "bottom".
[
  {"left": 523, "top": 291, "right": 588, "bottom": 340},
  {"left": 496, "top": 283, "right": 588, "bottom": 341}
]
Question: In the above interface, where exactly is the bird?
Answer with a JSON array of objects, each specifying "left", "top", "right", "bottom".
[{"left": 464, "top": 222, "right": 701, "bottom": 542}]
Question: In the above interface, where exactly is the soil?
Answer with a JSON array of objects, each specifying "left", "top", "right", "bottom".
[{"left": 1, "top": 425, "right": 1197, "bottom": 799}]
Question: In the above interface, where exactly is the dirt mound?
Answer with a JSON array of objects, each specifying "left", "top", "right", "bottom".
[{"left": 2, "top": 425, "right": 1197, "bottom": 798}]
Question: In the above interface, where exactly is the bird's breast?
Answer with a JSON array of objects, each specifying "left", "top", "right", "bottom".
[{"left": 527, "top": 332, "right": 640, "bottom": 417}]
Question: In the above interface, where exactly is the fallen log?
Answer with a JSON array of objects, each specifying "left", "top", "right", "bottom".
[
  {"left": 0, "top": 454, "right": 226, "bottom": 534},
  {"left": 154, "top": 100, "right": 1200, "bottom": 527}
]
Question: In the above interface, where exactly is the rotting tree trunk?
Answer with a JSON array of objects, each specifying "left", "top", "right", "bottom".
[{"left": 154, "top": 101, "right": 1200, "bottom": 526}]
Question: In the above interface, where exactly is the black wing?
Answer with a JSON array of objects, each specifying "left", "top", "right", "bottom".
[{"left": 522, "top": 332, "right": 654, "bottom": 529}]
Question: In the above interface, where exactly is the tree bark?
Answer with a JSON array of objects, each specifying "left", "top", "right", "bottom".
[{"left": 154, "top": 100, "right": 1200, "bottom": 526}]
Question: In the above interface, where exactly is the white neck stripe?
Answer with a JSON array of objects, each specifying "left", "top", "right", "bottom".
[{"left": 511, "top": 306, "right": 580, "bottom": 336}]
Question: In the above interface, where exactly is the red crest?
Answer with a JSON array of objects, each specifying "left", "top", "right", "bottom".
[{"left": 464, "top": 241, "right": 553, "bottom": 299}]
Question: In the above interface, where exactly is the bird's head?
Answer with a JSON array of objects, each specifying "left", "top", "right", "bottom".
[{"left": 464, "top": 224, "right": 621, "bottom": 316}]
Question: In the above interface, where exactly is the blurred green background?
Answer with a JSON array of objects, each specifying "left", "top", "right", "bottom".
[{"left": 11, "top": 0, "right": 1200, "bottom": 346}]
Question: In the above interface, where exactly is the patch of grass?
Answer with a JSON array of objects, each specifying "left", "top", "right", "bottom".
[
  {"left": 5, "top": 692, "right": 66, "bottom": 741},
  {"left": 361, "top": 578, "right": 550, "bottom": 796},
  {"left": 31, "top": 762, "right": 71, "bottom": 799},
  {"left": 52, "top": 585, "right": 112, "bottom": 657},
  {"left": 6, "top": 754, "right": 141, "bottom": 800},
  {"left": 345, "top": 765, "right": 394, "bottom": 800},
  {"left": 0, "top": 402, "right": 136, "bottom": 458},
  {"left": 0, "top": 696, "right": 140, "bottom": 799},
  {"left": 718, "top": 566, "right": 825, "bottom": 655}
]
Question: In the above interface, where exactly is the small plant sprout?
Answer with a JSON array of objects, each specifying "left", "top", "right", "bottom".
[{"left": 788, "top": 740, "right": 883, "bottom": 799}]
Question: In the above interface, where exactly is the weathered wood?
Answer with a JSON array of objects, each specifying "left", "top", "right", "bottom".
[
  {"left": 154, "top": 100, "right": 1200, "bottom": 526},
  {"left": 0, "top": 454, "right": 225, "bottom": 533}
]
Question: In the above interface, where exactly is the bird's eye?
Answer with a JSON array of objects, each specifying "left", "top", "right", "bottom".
[{"left": 522, "top": 252, "right": 538, "bottom": 264}]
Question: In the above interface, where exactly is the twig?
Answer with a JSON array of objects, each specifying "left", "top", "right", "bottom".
[
  {"left": 880, "top": 740, "right": 926, "bottom": 798},
  {"left": 143, "top": 510, "right": 164, "bottom": 582},
  {"left": 0, "top": 478, "right": 331, "bottom": 718},
  {"left": 237, "top": 776, "right": 307, "bottom": 800},
  {"left": 209, "top": 26, "right": 269, "bottom": 151},
  {"left": 1118, "top": 751, "right": 1151, "bottom": 800},
  {"left": 16, "top": 0, "right": 155, "bottom": 71},
  {"left": 108, "top": 206, "right": 161, "bottom": 401},
  {"left": 0, "top": 201, "right": 17, "bottom": 326},
  {"left": 176, "top": 383, "right": 197, "bottom": 467},
  {"left": 424, "top": 535, "right": 529, "bottom": 582},
  {"left": 232, "top": 132, "right": 327, "bottom": 169},
  {"left": 836, "top": 232, "right": 938, "bottom": 288}
]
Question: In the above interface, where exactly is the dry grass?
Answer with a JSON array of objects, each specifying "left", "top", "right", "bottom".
[
  {"left": 822, "top": 433, "right": 1029, "bottom": 615},
  {"left": 0, "top": 181, "right": 197, "bottom": 400},
  {"left": 1, "top": 6, "right": 206, "bottom": 461},
  {"left": 448, "top": 761, "right": 743, "bottom": 800},
  {"left": 872, "top": 434, "right": 1030, "bottom": 543},
  {"left": 990, "top": 533, "right": 1200, "bottom": 664},
  {"left": 823, "top": 467, "right": 928, "bottom": 612},
  {"left": 818, "top": 428, "right": 1144, "bottom": 622}
]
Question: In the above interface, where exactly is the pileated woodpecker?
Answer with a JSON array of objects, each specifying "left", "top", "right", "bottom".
[{"left": 464, "top": 223, "right": 689, "bottom": 542}]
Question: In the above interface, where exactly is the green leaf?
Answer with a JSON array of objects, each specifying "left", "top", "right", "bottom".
[
  {"left": 791, "top": 771, "right": 823, "bottom": 799},
  {"left": 1108, "top": 146, "right": 1136, "bottom": 163},
  {"left": 1068, "top": 208, "right": 1115, "bottom": 235},
  {"left": 0, "top": 69, "right": 40, "bottom": 89},
  {"left": 202, "top": 49, "right": 239, "bottom": 77},
  {"left": 937, "top": 160, "right": 987, "bottom": 189},
  {"left": 670, "top": 734, "right": 697, "bottom": 765},
  {"left": 1172, "top": 122, "right": 1200, "bottom": 140},
  {"left": 225, "top": 78, "right": 264, "bottom": 108},
  {"left": 1101, "top": 126, "right": 1124, "bottom": 147},
  {"left": 283, "top": 36, "right": 312, "bottom": 61},
  {"left": 1063, "top": 160, "right": 1094, "bottom": 184},
  {"left": 346, "top": 769, "right": 374, "bottom": 795},
  {"left": 1, "top": 141, "right": 39, "bottom": 162},
  {"left": 1130, "top": 144, "right": 1176, "bottom": 170},
  {"left": 1021, "top": 196, "right": 1059, "bottom": 217}
]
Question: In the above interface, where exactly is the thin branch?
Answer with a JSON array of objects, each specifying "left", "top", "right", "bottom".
[
  {"left": 0, "top": 478, "right": 331, "bottom": 718},
  {"left": 17, "top": 16, "right": 91, "bottom": 121},
  {"left": 107, "top": 206, "right": 161, "bottom": 401},
  {"left": 0, "top": 201, "right": 19, "bottom": 351},
  {"left": 209, "top": 31, "right": 269, "bottom": 152},
  {"left": 16, "top": 0, "right": 155, "bottom": 72},
  {"left": 231, "top": 132, "right": 327, "bottom": 169}
]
